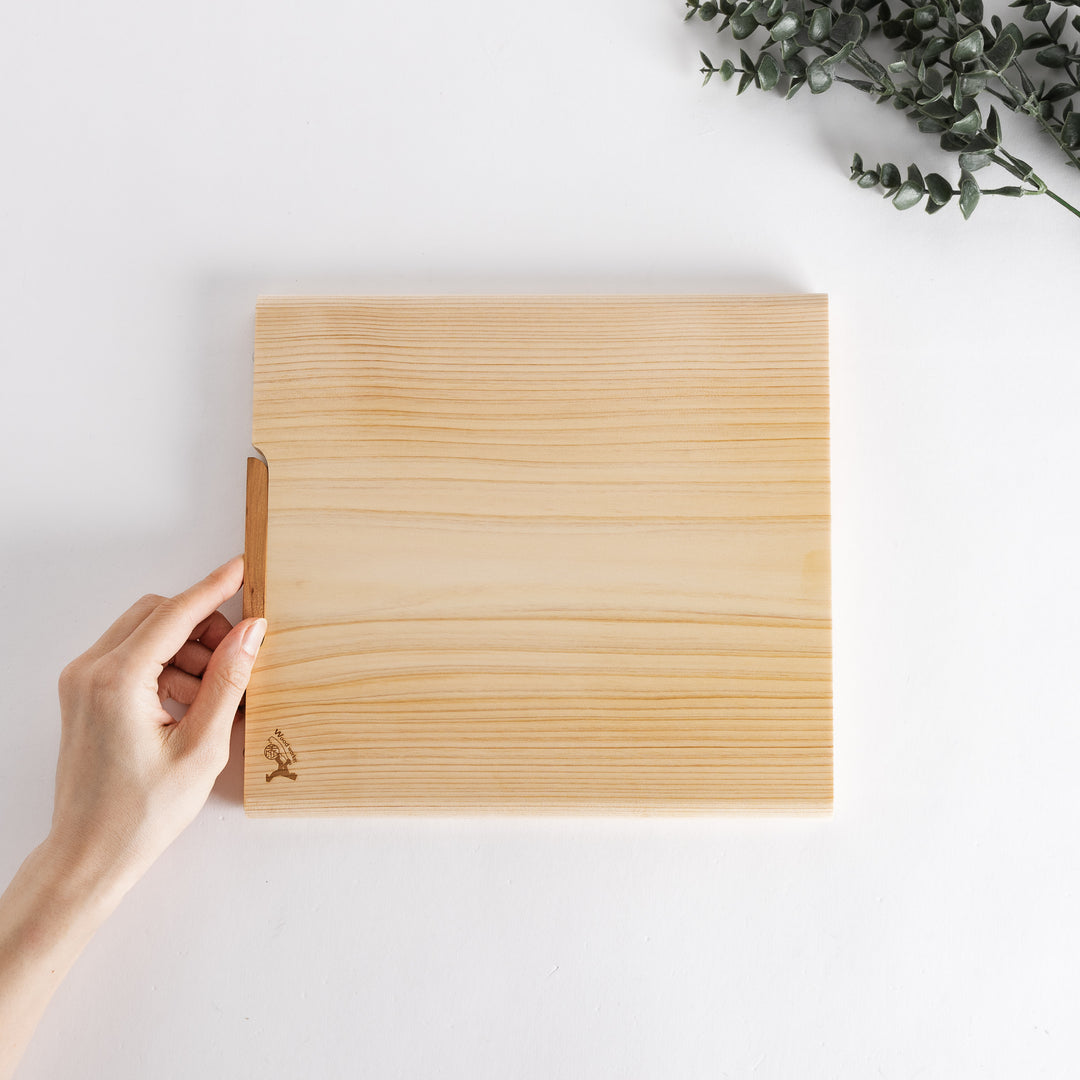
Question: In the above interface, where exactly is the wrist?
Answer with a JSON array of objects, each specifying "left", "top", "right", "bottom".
[{"left": 31, "top": 831, "right": 139, "bottom": 924}]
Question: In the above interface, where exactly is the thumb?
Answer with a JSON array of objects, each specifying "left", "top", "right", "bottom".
[{"left": 181, "top": 617, "right": 267, "bottom": 758}]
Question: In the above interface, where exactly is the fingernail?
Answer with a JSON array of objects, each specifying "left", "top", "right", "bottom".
[{"left": 241, "top": 618, "right": 267, "bottom": 657}]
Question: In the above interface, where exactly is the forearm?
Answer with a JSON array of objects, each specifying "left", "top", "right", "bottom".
[{"left": 0, "top": 837, "right": 129, "bottom": 1079}]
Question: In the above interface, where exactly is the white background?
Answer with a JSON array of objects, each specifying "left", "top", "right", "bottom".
[{"left": 2, "top": 2, "right": 1078, "bottom": 1076}]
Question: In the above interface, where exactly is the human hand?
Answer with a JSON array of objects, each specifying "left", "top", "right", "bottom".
[
  {"left": 47, "top": 556, "right": 266, "bottom": 897},
  {"left": 0, "top": 557, "right": 265, "bottom": 1078}
]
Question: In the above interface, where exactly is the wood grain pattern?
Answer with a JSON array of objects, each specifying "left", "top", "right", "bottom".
[
  {"left": 244, "top": 296, "right": 831, "bottom": 815},
  {"left": 243, "top": 456, "right": 268, "bottom": 622}
]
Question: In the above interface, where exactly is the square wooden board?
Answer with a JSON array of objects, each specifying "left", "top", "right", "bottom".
[{"left": 243, "top": 296, "right": 831, "bottom": 815}]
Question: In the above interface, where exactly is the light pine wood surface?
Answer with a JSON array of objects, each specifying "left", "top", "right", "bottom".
[{"left": 244, "top": 296, "right": 831, "bottom": 815}]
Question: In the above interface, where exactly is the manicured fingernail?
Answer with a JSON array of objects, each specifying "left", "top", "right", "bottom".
[{"left": 241, "top": 618, "right": 267, "bottom": 656}]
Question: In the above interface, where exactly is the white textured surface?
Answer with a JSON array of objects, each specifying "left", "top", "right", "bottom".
[{"left": 1, "top": 2, "right": 1078, "bottom": 1077}]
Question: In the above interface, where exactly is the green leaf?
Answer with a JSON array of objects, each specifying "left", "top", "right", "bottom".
[
  {"left": 756, "top": 51, "right": 781, "bottom": 89},
  {"left": 963, "top": 132, "right": 996, "bottom": 152},
  {"left": 987, "top": 105, "right": 1002, "bottom": 142},
  {"left": 961, "top": 72, "right": 992, "bottom": 96},
  {"left": 808, "top": 6, "right": 832, "bottom": 41},
  {"left": 740, "top": 48, "right": 756, "bottom": 72},
  {"left": 833, "top": 11, "right": 866, "bottom": 43},
  {"left": 922, "top": 99, "right": 958, "bottom": 119},
  {"left": 893, "top": 181, "right": 924, "bottom": 209},
  {"left": 807, "top": 55, "right": 834, "bottom": 92},
  {"left": 731, "top": 13, "right": 757, "bottom": 37},
  {"left": 851, "top": 152, "right": 864, "bottom": 174},
  {"left": 984, "top": 34, "right": 1018, "bottom": 72},
  {"left": 906, "top": 163, "right": 925, "bottom": 190},
  {"left": 699, "top": 0, "right": 720, "bottom": 18},
  {"left": 925, "top": 172, "right": 953, "bottom": 204},
  {"left": 1024, "top": 1, "right": 1051, "bottom": 20},
  {"left": 913, "top": 5, "right": 938, "bottom": 29},
  {"left": 779, "top": 37, "right": 802, "bottom": 59},
  {"left": 918, "top": 117, "right": 949, "bottom": 132},
  {"left": 880, "top": 162, "right": 902, "bottom": 188},
  {"left": 857, "top": 170, "right": 881, "bottom": 187},
  {"left": 770, "top": 12, "right": 801, "bottom": 39},
  {"left": 921, "top": 67, "right": 945, "bottom": 97},
  {"left": 737, "top": 70, "right": 755, "bottom": 94},
  {"left": 827, "top": 41, "right": 856, "bottom": 67},
  {"left": 950, "top": 108, "right": 982, "bottom": 135},
  {"left": 1036, "top": 44, "right": 1069, "bottom": 67},
  {"left": 1063, "top": 112, "right": 1080, "bottom": 147},
  {"left": 952, "top": 28, "right": 984, "bottom": 62},
  {"left": 923, "top": 37, "right": 950, "bottom": 63},
  {"left": 958, "top": 149, "right": 993, "bottom": 170},
  {"left": 959, "top": 170, "right": 981, "bottom": 218},
  {"left": 960, "top": 0, "right": 984, "bottom": 21},
  {"left": 1043, "top": 83, "right": 1080, "bottom": 102},
  {"left": 719, "top": 58, "right": 737, "bottom": 80}
]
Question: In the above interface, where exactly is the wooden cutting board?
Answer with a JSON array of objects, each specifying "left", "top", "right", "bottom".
[{"left": 243, "top": 296, "right": 831, "bottom": 815}]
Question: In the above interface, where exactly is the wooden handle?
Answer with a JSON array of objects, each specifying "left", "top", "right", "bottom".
[{"left": 243, "top": 456, "right": 268, "bottom": 621}]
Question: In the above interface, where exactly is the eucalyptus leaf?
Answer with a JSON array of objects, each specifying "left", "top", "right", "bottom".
[
  {"left": 959, "top": 170, "right": 981, "bottom": 217},
  {"left": 952, "top": 28, "right": 985, "bottom": 62},
  {"left": 1063, "top": 112, "right": 1080, "bottom": 146},
  {"left": 1036, "top": 44, "right": 1069, "bottom": 67},
  {"left": 769, "top": 12, "right": 800, "bottom": 39},
  {"left": 913, "top": 5, "right": 938, "bottom": 29},
  {"left": 689, "top": 0, "right": 1080, "bottom": 221},
  {"left": 807, "top": 55, "right": 834, "bottom": 92},
  {"left": 1043, "top": 83, "right": 1080, "bottom": 102},
  {"left": 925, "top": 172, "right": 953, "bottom": 204},
  {"left": 808, "top": 7, "right": 832, "bottom": 41},
  {"left": 833, "top": 11, "right": 866, "bottom": 42},
  {"left": 880, "top": 162, "right": 902, "bottom": 187},
  {"left": 731, "top": 13, "right": 757, "bottom": 37},
  {"left": 983, "top": 35, "right": 1018, "bottom": 72},
  {"left": 756, "top": 51, "right": 781, "bottom": 89},
  {"left": 893, "top": 181, "right": 924, "bottom": 208},
  {"left": 950, "top": 108, "right": 982, "bottom": 135}
]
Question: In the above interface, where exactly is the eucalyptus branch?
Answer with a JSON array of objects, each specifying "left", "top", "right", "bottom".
[{"left": 686, "top": 0, "right": 1080, "bottom": 220}]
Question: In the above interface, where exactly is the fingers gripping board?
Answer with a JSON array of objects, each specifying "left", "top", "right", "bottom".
[{"left": 243, "top": 296, "right": 831, "bottom": 815}]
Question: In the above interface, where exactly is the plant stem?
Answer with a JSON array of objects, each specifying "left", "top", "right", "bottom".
[
  {"left": 1042, "top": 186, "right": 1080, "bottom": 217},
  {"left": 1000, "top": 61, "right": 1080, "bottom": 171}
]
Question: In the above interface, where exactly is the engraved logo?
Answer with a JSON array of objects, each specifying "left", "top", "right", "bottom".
[{"left": 264, "top": 728, "right": 298, "bottom": 782}]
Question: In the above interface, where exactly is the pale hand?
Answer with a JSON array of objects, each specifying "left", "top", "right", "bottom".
[{"left": 0, "top": 556, "right": 265, "bottom": 1078}]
